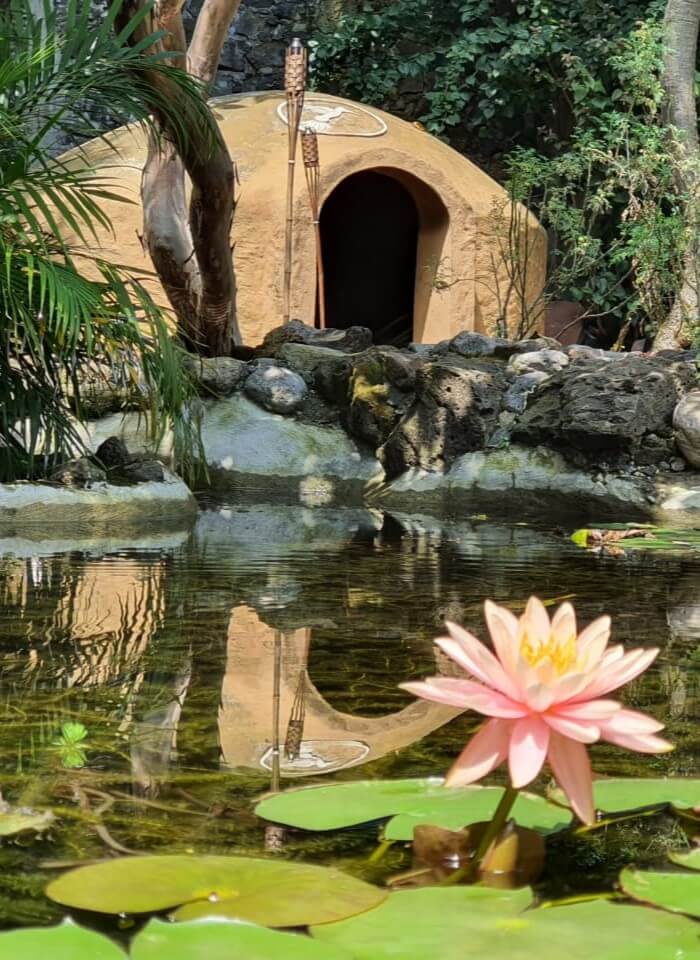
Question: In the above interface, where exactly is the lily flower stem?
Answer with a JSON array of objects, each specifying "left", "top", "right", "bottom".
[{"left": 442, "top": 784, "right": 520, "bottom": 886}]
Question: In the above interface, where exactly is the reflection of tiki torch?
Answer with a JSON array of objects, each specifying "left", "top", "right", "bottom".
[
  {"left": 283, "top": 38, "right": 307, "bottom": 325},
  {"left": 302, "top": 128, "right": 326, "bottom": 330}
]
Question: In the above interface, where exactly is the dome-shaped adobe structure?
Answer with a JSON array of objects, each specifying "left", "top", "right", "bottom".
[{"left": 65, "top": 91, "right": 546, "bottom": 346}]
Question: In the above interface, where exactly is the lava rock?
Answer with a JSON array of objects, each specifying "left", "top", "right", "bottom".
[
  {"left": 257, "top": 320, "right": 372, "bottom": 357},
  {"left": 244, "top": 362, "right": 308, "bottom": 414},
  {"left": 673, "top": 390, "right": 700, "bottom": 468},
  {"left": 509, "top": 349, "right": 569, "bottom": 376},
  {"left": 122, "top": 459, "right": 165, "bottom": 483},
  {"left": 449, "top": 331, "right": 508, "bottom": 358},
  {"left": 503, "top": 371, "right": 551, "bottom": 414},
  {"left": 95, "top": 435, "right": 129, "bottom": 469},
  {"left": 185, "top": 355, "right": 247, "bottom": 397},
  {"left": 50, "top": 457, "right": 106, "bottom": 487}
]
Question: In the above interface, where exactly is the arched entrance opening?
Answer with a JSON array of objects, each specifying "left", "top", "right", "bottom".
[{"left": 318, "top": 169, "right": 449, "bottom": 346}]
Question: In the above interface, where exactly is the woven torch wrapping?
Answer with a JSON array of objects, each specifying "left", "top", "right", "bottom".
[
  {"left": 301, "top": 128, "right": 319, "bottom": 168},
  {"left": 285, "top": 49, "right": 307, "bottom": 96}
]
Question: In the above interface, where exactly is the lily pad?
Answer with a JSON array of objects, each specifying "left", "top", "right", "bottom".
[
  {"left": 0, "top": 808, "right": 54, "bottom": 836},
  {"left": 312, "top": 887, "right": 700, "bottom": 960},
  {"left": 620, "top": 866, "right": 700, "bottom": 918},
  {"left": 0, "top": 920, "right": 123, "bottom": 960},
  {"left": 46, "top": 855, "right": 385, "bottom": 927},
  {"left": 670, "top": 849, "right": 700, "bottom": 871},
  {"left": 132, "top": 919, "right": 350, "bottom": 960},
  {"left": 551, "top": 778, "right": 700, "bottom": 815},
  {"left": 254, "top": 779, "right": 570, "bottom": 838}
]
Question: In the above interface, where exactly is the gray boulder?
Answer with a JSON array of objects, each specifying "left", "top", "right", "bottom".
[
  {"left": 449, "top": 332, "right": 508, "bottom": 358},
  {"left": 509, "top": 349, "right": 569, "bottom": 376},
  {"left": 515, "top": 354, "right": 697, "bottom": 452},
  {"left": 276, "top": 342, "right": 352, "bottom": 384},
  {"left": 50, "top": 457, "right": 106, "bottom": 487},
  {"left": 381, "top": 357, "right": 507, "bottom": 477},
  {"left": 258, "top": 320, "right": 372, "bottom": 357},
  {"left": 185, "top": 355, "right": 247, "bottom": 397},
  {"left": 122, "top": 459, "right": 166, "bottom": 483},
  {"left": 95, "top": 435, "right": 129, "bottom": 469},
  {"left": 244, "top": 363, "right": 308, "bottom": 415},
  {"left": 674, "top": 390, "right": 700, "bottom": 467},
  {"left": 503, "top": 371, "right": 551, "bottom": 414}
]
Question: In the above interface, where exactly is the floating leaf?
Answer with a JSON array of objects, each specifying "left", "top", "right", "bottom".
[
  {"left": 131, "top": 919, "right": 350, "bottom": 960},
  {"left": 551, "top": 778, "right": 700, "bottom": 815},
  {"left": 0, "top": 808, "right": 54, "bottom": 836},
  {"left": 46, "top": 855, "right": 385, "bottom": 927},
  {"left": 0, "top": 920, "right": 123, "bottom": 960},
  {"left": 670, "top": 849, "right": 700, "bottom": 871},
  {"left": 255, "top": 779, "right": 569, "bottom": 838},
  {"left": 620, "top": 866, "right": 700, "bottom": 918},
  {"left": 312, "top": 887, "right": 700, "bottom": 959}
]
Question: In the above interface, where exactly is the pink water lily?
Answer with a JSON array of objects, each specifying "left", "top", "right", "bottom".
[{"left": 401, "top": 597, "right": 672, "bottom": 824}]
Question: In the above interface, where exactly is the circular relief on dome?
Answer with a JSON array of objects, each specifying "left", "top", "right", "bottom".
[
  {"left": 260, "top": 738, "right": 370, "bottom": 776},
  {"left": 277, "top": 97, "right": 388, "bottom": 138}
]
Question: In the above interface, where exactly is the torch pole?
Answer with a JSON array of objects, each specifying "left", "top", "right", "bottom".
[
  {"left": 302, "top": 127, "right": 326, "bottom": 329},
  {"left": 283, "top": 38, "right": 307, "bottom": 324}
]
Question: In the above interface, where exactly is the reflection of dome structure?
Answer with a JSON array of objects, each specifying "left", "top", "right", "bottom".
[
  {"left": 219, "top": 605, "right": 459, "bottom": 777},
  {"left": 60, "top": 91, "right": 545, "bottom": 346}
]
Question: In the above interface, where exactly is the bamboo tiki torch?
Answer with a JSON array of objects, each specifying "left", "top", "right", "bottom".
[
  {"left": 302, "top": 127, "right": 327, "bottom": 329},
  {"left": 283, "top": 38, "right": 307, "bottom": 325}
]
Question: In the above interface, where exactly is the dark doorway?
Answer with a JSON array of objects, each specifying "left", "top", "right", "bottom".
[{"left": 319, "top": 171, "right": 418, "bottom": 345}]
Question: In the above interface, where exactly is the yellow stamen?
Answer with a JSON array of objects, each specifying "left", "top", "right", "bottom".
[{"left": 520, "top": 629, "right": 577, "bottom": 675}]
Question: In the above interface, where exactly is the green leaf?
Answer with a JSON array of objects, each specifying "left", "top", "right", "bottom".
[
  {"left": 551, "top": 778, "right": 700, "bottom": 814},
  {"left": 46, "top": 855, "right": 386, "bottom": 927},
  {"left": 570, "top": 529, "right": 590, "bottom": 547},
  {"left": 58, "top": 721, "right": 88, "bottom": 744},
  {"left": 131, "top": 919, "right": 350, "bottom": 960},
  {"left": 0, "top": 808, "right": 54, "bottom": 836},
  {"left": 0, "top": 920, "right": 123, "bottom": 960},
  {"left": 670, "top": 849, "right": 700, "bottom": 871},
  {"left": 620, "top": 866, "right": 700, "bottom": 919},
  {"left": 255, "top": 779, "right": 570, "bottom": 838},
  {"left": 312, "top": 888, "right": 700, "bottom": 960}
]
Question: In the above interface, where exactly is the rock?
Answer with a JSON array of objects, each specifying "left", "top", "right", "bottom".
[
  {"left": 515, "top": 354, "right": 697, "bottom": 453},
  {"left": 122, "top": 459, "right": 165, "bottom": 483},
  {"left": 346, "top": 350, "right": 413, "bottom": 448},
  {"left": 95, "top": 436, "right": 129, "bottom": 469},
  {"left": 200, "top": 395, "right": 382, "bottom": 497},
  {"left": 636, "top": 433, "right": 675, "bottom": 467},
  {"left": 381, "top": 358, "right": 507, "bottom": 477},
  {"left": 503, "top": 371, "right": 550, "bottom": 414},
  {"left": 50, "top": 457, "right": 106, "bottom": 487},
  {"left": 670, "top": 457, "right": 687, "bottom": 473},
  {"left": 184, "top": 355, "right": 247, "bottom": 397},
  {"left": 500, "top": 337, "right": 563, "bottom": 356},
  {"left": 449, "top": 332, "right": 507, "bottom": 358},
  {"left": 257, "top": 321, "right": 372, "bottom": 357},
  {"left": 509, "top": 349, "right": 569, "bottom": 376},
  {"left": 244, "top": 363, "right": 307, "bottom": 414},
  {"left": 276, "top": 342, "right": 352, "bottom": 384},
  {"left": 673, "top": 390, "right": 700, "bottom": 468}
]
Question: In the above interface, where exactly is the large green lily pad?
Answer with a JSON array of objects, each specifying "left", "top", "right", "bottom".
[
  {"left": 551, "top": 778, "right": 700, "bottom": 815},
  {"left": 620, "top": 866, "right": 700, "bottom": 918},
  {"left": 0, "top": 920, "right": 123, "bottom": 960},
  {"left": 670, "top": 849, "right": 700, "bottom": 871},
  {"left": 254, "top": 779, "right": 570, "bottom": 838},
  {"left": 131, "top": 919, "right": 351, "bottom": 959},
  {"left": 46, "top": 855, "right": 385, "bottom": 927},
  {"left": 312, "top": 887, "right": 700, "bottom": 960}
]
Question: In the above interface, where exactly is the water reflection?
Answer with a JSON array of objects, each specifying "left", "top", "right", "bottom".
[{"left": 0, "top": 503, "right": 697, "bottom": 796}]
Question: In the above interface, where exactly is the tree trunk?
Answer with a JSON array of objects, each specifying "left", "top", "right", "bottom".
[
  {"left": 654, "top": 0, "right": 700, "bottom": 349},
  {"left": 117, "top": 0, "right": 242, "bottom": 356}
]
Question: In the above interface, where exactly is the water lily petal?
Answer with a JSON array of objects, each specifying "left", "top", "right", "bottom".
[
  {"left": 524, "top": 681, "right": 556, "bottom": 712},
  {"left": 600, "top": 728, "right": 674, "bottom": 754},
  {"left": 543, "top": 714, "right": 599, "bottom": 743},
  {"left": 547, "top": 732, "right": 595, "bottom": 825},
  {"left": 399, "top": 678, "right": 526, "bottom": 718},
  {"left": 439, "top": 624, "right": 520, "bottom": 699},
  {"left": 575, "top": 647, "right": 659, "bottom": 701},
  {"left": 484, "top": 600, "right": 520, "bottom": 674},
  {"left": 576, "top": 615, "right": 611, "bottom": 669},
  {"left": 598, "top": 707, "right": 665, "bottom": 735},
  {"left": 445, "top": 718, "right": 512, "bottom": 787},
  {"left": 551, "top": 602, "right": 577, "bottom": 645},
  {"left": 554, "top": 699, "right": 621, "bottom": 721},
  {"left": 520, "top": 596, "right": 551, "bottom": 646},
  {"left": 508, "top": 715, "right": 549, "bottom": 788}
]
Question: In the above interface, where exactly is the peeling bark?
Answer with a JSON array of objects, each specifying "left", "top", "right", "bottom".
[
  {"left": 117, "top": 0, "right": 242, "bottom": 356},
  {"left": 655, "top": 0, "right": 700, "bottom": 349}
]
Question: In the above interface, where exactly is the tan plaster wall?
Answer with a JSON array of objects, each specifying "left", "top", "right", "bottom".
[{"left": 59, "top": 91, "right": 546, "bottom": 346}]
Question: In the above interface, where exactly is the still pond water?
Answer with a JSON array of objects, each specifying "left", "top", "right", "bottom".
[{"left": 0, "top": 502, "right": 698, "bottom": 929}]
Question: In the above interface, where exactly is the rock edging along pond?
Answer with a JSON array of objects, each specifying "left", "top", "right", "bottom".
[{"left": 5, "top": 323, "right": 700, "bottom": 524}]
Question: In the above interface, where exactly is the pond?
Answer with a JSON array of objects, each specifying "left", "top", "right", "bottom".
[{"left": 0, "top": 502, "right": 698, "bottom": 934}]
